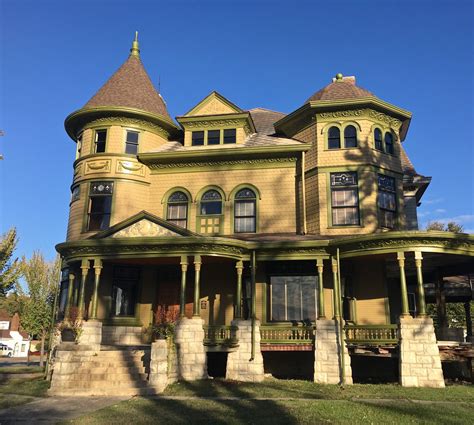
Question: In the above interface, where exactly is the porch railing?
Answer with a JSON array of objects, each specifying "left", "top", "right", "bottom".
[
  {"left": 260, "top": 325, "right": 315, "bottom": 344},
  {"left": 344, "top": 324, "right": 399, "bottom": 345},
  {"left": 203, "top": 325, "right": 238, "bottom": 347}
]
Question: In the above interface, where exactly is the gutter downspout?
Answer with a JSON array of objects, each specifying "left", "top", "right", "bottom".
[
  {"left": 250, "top": 250, "right": 256, "bottom": 361},
  {"left": 337, "top": 248, "right": 346, "bottom": 385},
  {"left": 301, "top": 151, "right": 307, "bottom": 235}
]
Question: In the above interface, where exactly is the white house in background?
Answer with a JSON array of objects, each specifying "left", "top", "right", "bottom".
[{"left": 0, "top": 310, "right": 30, "bottom": 358}]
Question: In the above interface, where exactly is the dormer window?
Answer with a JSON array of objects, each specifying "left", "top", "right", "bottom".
[
  {"left": 328, "top": 127, "right": 341, "bottom": 149},
  {"left": 192, "top": 131, "right": 205, "bottom": 146},
  {"left": 94, "top": 129, "right": 107, "bottom": 153},
  {"left": 125, "top": 130, "right": 139, "bottom": 155},
  {"left": 208, "top": 130, "right": 220, "bottom": 145},
  {"left": 223, "top": 129, "right": 236, "bottom": 144}
]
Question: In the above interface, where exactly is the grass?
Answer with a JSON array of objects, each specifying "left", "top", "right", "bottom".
[
  {"left": 0, "top": 377, "right": 49, "bottom": 409},
  {"left": 162, "top": 378, "right": 474, "bottom": 402},
  {"left": 0, "top": 366, "right": 44, "bottom": 374},
  {"left": 70, "top": 379, "right": 474, "bottom": 425}
]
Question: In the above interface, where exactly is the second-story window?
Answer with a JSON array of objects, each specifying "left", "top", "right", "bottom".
[
  {"left": 223, "top": 129, "right": 236, "bottom": 144},
  {"left": 328, "top": 127, "right": 341, "bottom": 149},
  {"left": 374, "top": 128, "right": 383, "bottom": 151},
  {"left": 385, "top": 132, "right": 394, "bottom": 155},
  {"left": 192, "top": 131, "right": 205, "bottom": 146},
  {"left": 199, "top": 189, "right": 223, "bottom": 234},
  {"left": 94, "top": 129, "right": 107, "bottom": 153},
  {"left": 208, "top": 130, "right": 220, "bottom": 145},
  {"left": 344, "top": 125, "right": 357, "bottom": 148},
  {"left": 378, "top": 175, "right": 396, "bottom": 229},
  {"left": 87, "top": 181, "right": 113, "bottom": 231},
  {"left": 330, "top": 172, "right": 360, "bottom": 226},
  {"left": 234, "top": 188, "right": 257, "bottom": 233},
  {"left": 125, "top": 130, "right": 139, "bottom": 155},
  {"left": 167, "top": 191, "right": 188, "bottom": 228}
]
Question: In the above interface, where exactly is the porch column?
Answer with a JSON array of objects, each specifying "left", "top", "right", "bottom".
[
  {"left": 414, "top": 252, "right": 427, "bottom": 316},
  {"left": 90, "top": 259, "right": 102, "bottom": 320},
  {"left": 331, "top": 258, "right": 340, "bottom": 320},
  {"left": 435, "top": 269, "right": 448, "bottom": 328},
  {"left": 65, "top": 272, "right": 75, "bottom": 319},
  {"left": 180, "top": 255, "right": 188, "bottom": 317},
  {"left": 193, "top": 255, "right": 201, "bottom": 316},
  {"left": 78, "top": 259, "right": 90, "bottom": 319},
  {"left": 397, "top": 252, "right": 410, "bottom": 317},
  {"left": 235, "top": 260, "right": 243, "bottom": 319},
  {"left": 317, "top": 258, "right": 325, "bottom": 319}
]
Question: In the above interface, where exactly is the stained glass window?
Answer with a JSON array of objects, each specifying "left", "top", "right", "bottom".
[
  {"left": 330, "top": 172, "right": 360, "bottom": 226},
  {"left": 87, "top": 181, "right": 113, "bottom": 231}
]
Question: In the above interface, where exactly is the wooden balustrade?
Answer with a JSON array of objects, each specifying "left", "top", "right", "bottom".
[
  {"left": 260, "top": 325, "right": 315, "bottom": 344},
  {"left": 344, "top": 324, "right": 399, "bottom": 345}
]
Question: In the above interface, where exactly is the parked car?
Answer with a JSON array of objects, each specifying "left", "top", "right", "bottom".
[{"left": 0, "top": 343, "right": 13, "bottom": 357}]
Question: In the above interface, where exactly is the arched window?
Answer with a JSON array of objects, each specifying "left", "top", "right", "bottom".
[
  {"left": 374, "top": 128, "right": 383, "bottom": 151},
  {"left": 344, "top": 125, "right": 357, "bottom": 148},
  {"left": 385, "top": 132, "right": 394, "bottom": 155},
  {"left": 328, "top": 127, "right": 341, "bottom": 149},
  {"left": 199, "top": 189, "right": 223, "bottom": 234},
  {"left": 167, "top": 191, "right": 188, "bottom": 228},
  {"left": 234, "top": 189, "right": 257, "bottom": 233}
]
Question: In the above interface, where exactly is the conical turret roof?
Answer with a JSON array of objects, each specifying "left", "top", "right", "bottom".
[{"left": 84, "top": 35, "right": 171, "bottom": 119}]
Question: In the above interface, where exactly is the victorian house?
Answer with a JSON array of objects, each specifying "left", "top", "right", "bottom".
[{"left": 50, "top": 35, "right": 474, "bottom": 395}]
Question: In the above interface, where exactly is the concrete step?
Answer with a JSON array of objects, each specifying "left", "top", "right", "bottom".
[
  {"left": 48, "top": 386, "right": 158, "bottom": 396},
  {"left": 52, "top": 372, "right": 148, "bottom": 382},
  {"left": 50, "top": 379, "right": 149, "bottom": 390}
]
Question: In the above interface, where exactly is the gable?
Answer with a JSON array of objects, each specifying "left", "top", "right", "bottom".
[
  {"left": 184, "top": 91, "right": 242, "bottom": 117},
  {"left": 90, "top": 211, "right": 199, "bottom": 239},
  {"left": 110, "top": 219, "right": 182, "bottom": 238}
]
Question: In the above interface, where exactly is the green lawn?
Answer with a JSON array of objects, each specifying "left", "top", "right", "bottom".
[
  {"left": 0, "top": 377, "right": 49, "bottom": 409},
  {"left": 70, "top": 379, "right": 474, "bottom": 425}
]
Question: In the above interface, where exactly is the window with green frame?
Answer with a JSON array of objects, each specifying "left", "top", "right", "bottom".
[
  {"left": 378, "top": 174, "right": 396, "bottom": 229},
  {"left": 198, "top": 189, "right": 223, "bottom": 234},
  {"left": 94, "top": 129, "right": 107, "bottom": 153},
  {"left": 234, "top": 188, "right": 256, "bottom": 233},
  {"left": 330, "top": 172, "right": 360, "bottom": 226},
  {"left": 166, "top": 191, "right": 189, "bottom": 228},
  {"left": 87, "top": 181, "right": 113, "bottom": 231}
]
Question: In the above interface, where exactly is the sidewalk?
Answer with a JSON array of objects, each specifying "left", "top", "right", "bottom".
[{"left": 0, "top": 395, "right": 129, "bottom": 424}]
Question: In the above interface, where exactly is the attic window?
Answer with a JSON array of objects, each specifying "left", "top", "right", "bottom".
[
  {"left": 223, "top": 129, "right": 236, "bottom": 144},
  {"left": 208, "top": 130, "right": 220, "bottom": 145},
  {"left": 192, "top": 131, "right": 205, "bottom": 146}
]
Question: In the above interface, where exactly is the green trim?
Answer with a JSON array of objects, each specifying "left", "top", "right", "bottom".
[
  {"left": 161, "top": 187, "right": 193, "bottom": 231},
  {"left": 65, "top": 106, "right": 180, "bottom": 141},
  {"left": 73, "top": 152, "right": 138, "bottom": 169},
  {"left": 306, "top": 164, "right": 403, "bottom": 177},
  {"left": 181, "top": 91, "right": 243, "bottom": 117},
  {"left": 102, "top": 317, "right": 143, "bottom": 326},
  {"left": 321, "top": 121, "right": 362, "bottom": 151}
]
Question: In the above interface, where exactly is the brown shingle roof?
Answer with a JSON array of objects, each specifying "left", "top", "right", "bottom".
[
  {"left": 84, "top": 55, "right": 171, "bottom": 119},
  {"left": 306, "top": 78, "right": 373, "bottom": 102},
  {"left": 249, "top": 108, "right": 286, "bottom": 135}
]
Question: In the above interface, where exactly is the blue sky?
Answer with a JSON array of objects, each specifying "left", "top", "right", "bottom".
[{"left": 1, "top": 0, "right": 473, "bottom": 262}]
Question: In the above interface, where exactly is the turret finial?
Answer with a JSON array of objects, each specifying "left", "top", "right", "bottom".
[
  {"left": 335, "top": 73, "right": 343, "bottom": 81},
  {"left": 130, "top": 31, "right": 140, "bottom": 57}
]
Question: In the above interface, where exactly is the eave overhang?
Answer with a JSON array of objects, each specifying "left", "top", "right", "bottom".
[
  {"left": 138, "top": 143, "right": 309, "bottom": 165},
  {"left": 403, "top": 175, "right": 432, "bottom": 202},
  {"left": 57, "top": 231, "right": 473, "bottom": 262},
  {"left": 275, "top": 97, "right": 412, "bottom": 141},
  {"left": 65, "top": 106, "right": 181, "bottom": 141},
  {"left": 176, "top": 112, "right": 257, "bottom": 134}
]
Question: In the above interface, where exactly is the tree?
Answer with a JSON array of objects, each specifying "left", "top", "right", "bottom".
[
  {"left": 0, "top": 228, "right": 22, "bottom": 296},
  {"left": 426, "top": 221, "right": 464, "bottom": 233},
  {"left": 19, "top": 252, "right": 60, "bottom": 367}
]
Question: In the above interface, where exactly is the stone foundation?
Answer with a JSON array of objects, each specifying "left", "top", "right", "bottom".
[
  {"left": 399, "top": 316, "right": 445, "bottom": 388},
  {"left": 314, "top": 319, "right": 352, "bottom": 385},
  {"left": 226, "top": 319, "right": 264, "bottom": 382},
  {"left": 102, "top": 325, "right": 143, "bottom": 345},
  {"left": 77, "top": 321, "right": 102, "bottom": 350},
  {"left": 174, "top": 317, "right": 208, "bottom": 380},
  {"left": 149, "top": 339, "right": 178, "bottom": 393}
]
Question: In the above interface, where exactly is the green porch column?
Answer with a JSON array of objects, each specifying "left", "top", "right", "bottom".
[
  {"left": 235, "top": 260, "right": 243, "bottom": 319},
  {"left": 180, "top": 255, "right": 188, "bottom": 317},
  {"left": 414, "top": 252, "right": 427, "bottom": 316},
  {"left": 90, "top": 259, "right": 102, "bottom": 320},
  {"left": 317, "top": 258, "right": 325, "bottom": 319},
  {"left": 397, "top": 252, "right": 410, "bottom": 317},
  {"left": 193, "top": 255, "right": 202, "bottom": 317},
  {"left": 65, "top": 272, "right": 75, "bottom": 319},
  {"left": 78, "top": 259, "right": 90, "bottom": 320},
  {"left": 331, "top": 258, "right": 341, "bottom": 320}
]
